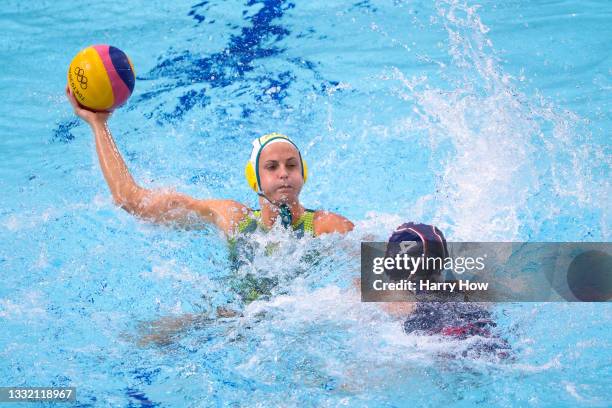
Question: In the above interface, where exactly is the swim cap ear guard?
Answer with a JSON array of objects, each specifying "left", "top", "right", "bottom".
[{"left": 245, "top": 133, "right": 308, "bottom": 193}]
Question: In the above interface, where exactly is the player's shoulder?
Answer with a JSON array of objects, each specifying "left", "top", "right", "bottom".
[{"left": 313, "top": 210, "right": 354, "bottom": 236}]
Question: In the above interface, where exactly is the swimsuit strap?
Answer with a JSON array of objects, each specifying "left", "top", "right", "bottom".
[{"left": 294, "top": 209, "right": 316, "bottom": 238}]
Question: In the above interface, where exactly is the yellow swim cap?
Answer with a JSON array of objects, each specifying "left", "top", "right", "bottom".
[{"left": 244, "top": 133, "right": 308, "bottom": 192}]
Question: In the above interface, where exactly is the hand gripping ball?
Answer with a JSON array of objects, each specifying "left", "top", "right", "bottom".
[{"left": 67, "top": 45, "right": 135, "bottom": 111}]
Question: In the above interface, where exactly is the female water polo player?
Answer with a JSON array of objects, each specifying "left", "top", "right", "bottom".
[
  {"left": 382, "top": 223, "right": 512, "bottom": 359},
  {"left": 66, "top": 84, "right": 354, "bottom": 346},
  {"left": 65, "top": 86, "right": 354, "bottom": 238}
]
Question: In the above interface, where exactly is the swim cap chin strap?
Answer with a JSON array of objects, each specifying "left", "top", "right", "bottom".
[{"left": 257, "top": 192, "right": 293, "bottom": 228}]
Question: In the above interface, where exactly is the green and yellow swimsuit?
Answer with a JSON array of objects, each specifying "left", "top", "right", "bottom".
[{"left": 227, "top": 209, "right": 316, "bottom": 303}]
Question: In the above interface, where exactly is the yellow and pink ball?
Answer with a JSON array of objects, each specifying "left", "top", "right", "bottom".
[{"left": 67, "top": 45, "right": 135, "bottom": 111}]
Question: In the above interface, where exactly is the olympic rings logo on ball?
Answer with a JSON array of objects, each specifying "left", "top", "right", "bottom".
[
  {"left": 68, "top": 45, "right": 136, "bottom": 110},
  {"left": 74, "top": 67, "right": 88, "bottom": 89}
]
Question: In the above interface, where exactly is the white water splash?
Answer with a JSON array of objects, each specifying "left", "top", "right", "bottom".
[{"left": 382, "top": 0, "right": 609, "bottom": 240}]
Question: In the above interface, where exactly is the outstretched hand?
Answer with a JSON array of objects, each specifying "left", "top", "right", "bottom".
[{"left": 65, "top": 84, "right": 111, "bottom": 128}]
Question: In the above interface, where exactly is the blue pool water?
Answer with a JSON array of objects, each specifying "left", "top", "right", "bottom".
[{"left": 1, "top": 0, "right": 610, "bottom": 406}]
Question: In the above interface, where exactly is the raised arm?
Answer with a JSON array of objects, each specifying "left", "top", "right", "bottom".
[{"left": 65, "top": 86, "right": 247, "bottom": 235}]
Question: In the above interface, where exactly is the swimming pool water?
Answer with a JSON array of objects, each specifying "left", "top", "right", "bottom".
[{"left": 1, "top": 0, "right": 610, "bottom": 406}]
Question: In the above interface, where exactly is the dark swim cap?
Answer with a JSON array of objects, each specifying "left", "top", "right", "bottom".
[{"left": 385, "top": 222, "right": 448, "bottom": 281}]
